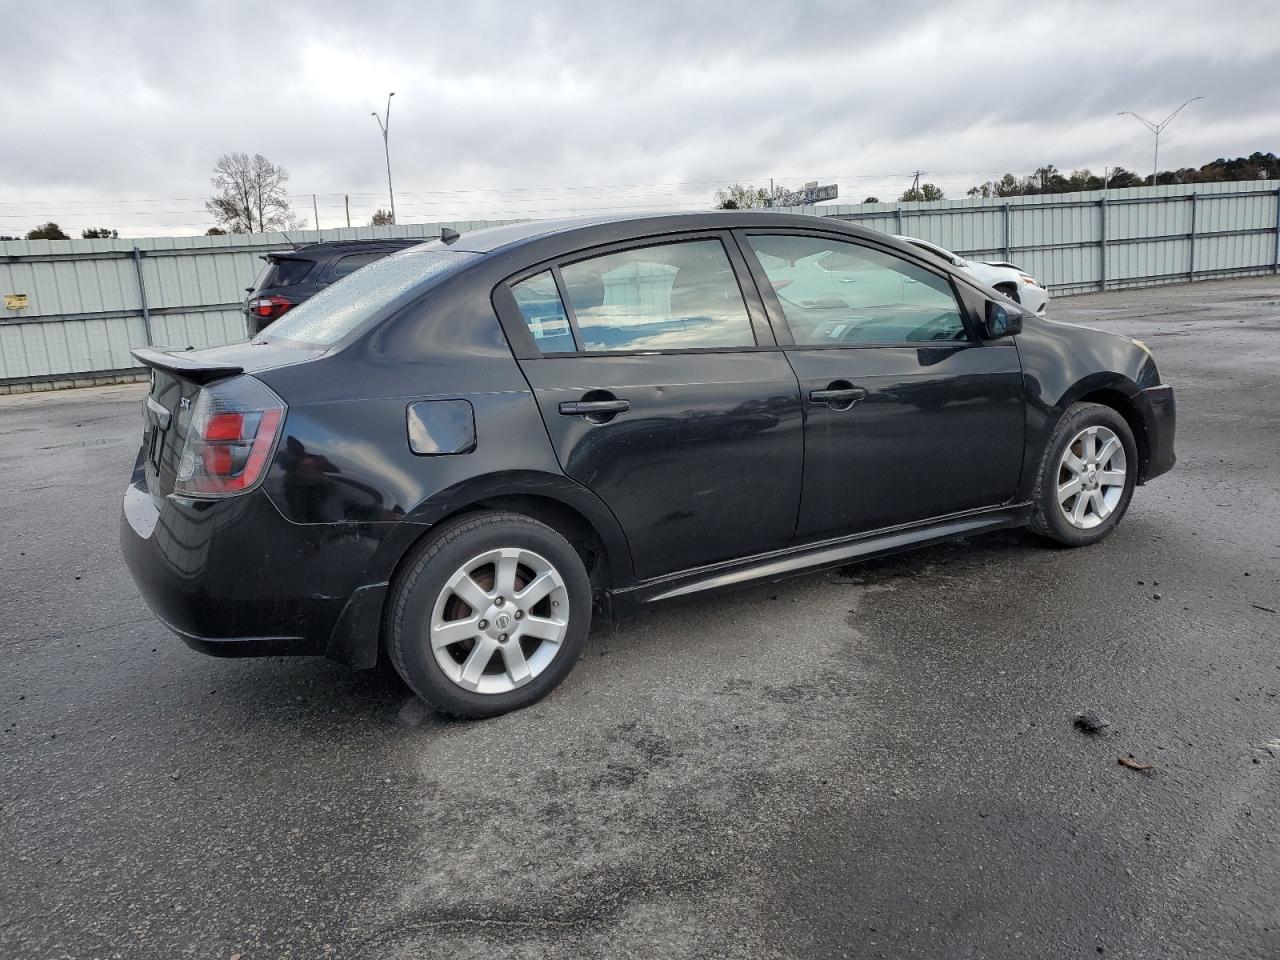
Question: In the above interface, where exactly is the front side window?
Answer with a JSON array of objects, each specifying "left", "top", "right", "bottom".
[
  {"left": 511, "top": 271, "right": 575, "bottom": 354},
  {"left": 746, "top": 235, "right": 968, "bottom": 346},
  {"left": 560, "top": 238, "right": 755, "bottom": 352}
]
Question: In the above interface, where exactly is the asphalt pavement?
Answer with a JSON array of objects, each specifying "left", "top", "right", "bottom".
[{"left": 2, "top": 276, "right": 1278, "bottom": 959}]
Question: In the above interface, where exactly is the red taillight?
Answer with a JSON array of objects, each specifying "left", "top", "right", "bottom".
[
  {"left": 248, "top": 295, "right": 294, "bottom": 320},
  {"left": 174, "top": 378, "right": 285, "bottom": 498}
]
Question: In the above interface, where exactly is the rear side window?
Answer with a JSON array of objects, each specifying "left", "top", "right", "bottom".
[
  {"left": 511, "top": 271, "right": 576, "bottom": 354},
  {"left": 746, "top": 235, "right": 967, "bottom": 346},
  {"left": 260, "top": 248, "right": 475, "bottom": 346},
  {"left": 260, "top": 256, "right": 314, "bottom": 288},
  {"left": 560, "top": 238, "right": 755, "bottom": 352},
  {"left": 329, "top": 252, "right": 386, "bottom": 280}
]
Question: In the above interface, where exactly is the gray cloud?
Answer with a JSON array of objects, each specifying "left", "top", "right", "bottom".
[{"left": 1, "top": 0, "right": 1276, "bottom": 237}]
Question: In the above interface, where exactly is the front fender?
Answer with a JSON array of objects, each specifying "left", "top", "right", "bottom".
[{"left": 1014, "top": 315, "right": 1162, "bottom": 497}]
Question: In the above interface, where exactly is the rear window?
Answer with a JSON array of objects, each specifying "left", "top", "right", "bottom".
[
  {"left": 329, "top": 251, "right": 387, "bottom": 280},
  {"left": 259, "top": 248, "right": 475, "bottom": 346},
  {"left": 259, "top": 256, "right": 315, "bottom": 288}
]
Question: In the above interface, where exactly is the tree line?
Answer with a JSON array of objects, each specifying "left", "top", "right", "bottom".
[
  {"left": 713, "top": 151, "right": 1278, "bottom": 209},
  {"left": 3, "top": 152, "right": 398, "bottom": 241}
]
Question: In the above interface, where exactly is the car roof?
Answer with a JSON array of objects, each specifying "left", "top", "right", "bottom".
[{"left": 416, "top": 210, "right": 898, "bottom": 258}]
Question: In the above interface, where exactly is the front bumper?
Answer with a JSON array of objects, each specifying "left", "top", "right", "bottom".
[
  {"left": 1136, "top": 383, "right": 1176, "bottom": 483},
  {"left": 119, "top": 472, "right": 405, "bottom": 667}
]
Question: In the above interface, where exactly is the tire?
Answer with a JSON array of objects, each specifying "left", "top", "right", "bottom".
[
  {"left": 1028, "top": 402, "right": 1137, "bottom": 547},
  {"left": 995, "top": 283, "right": 1022, "bottom": 304},
  {"left": 385, "top": 511, "right": 592, "bottom": 718}
]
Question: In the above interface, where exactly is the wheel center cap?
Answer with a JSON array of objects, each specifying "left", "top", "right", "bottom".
[
  {"left": 1086, "top": 470, "right": 1097, "bottom": 488},
  {"left": 493, "top": 612, "right": 511, "bottom": 631}
]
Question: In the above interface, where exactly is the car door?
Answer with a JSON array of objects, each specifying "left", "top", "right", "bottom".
[
  {"left": 737, "top": 230, "right": 1025, "bottom": 542},
  {"left": 494, "top": 233, "right": 804, "bottom": 581}
]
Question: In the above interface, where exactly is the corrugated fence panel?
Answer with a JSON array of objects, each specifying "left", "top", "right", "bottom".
[
  {"left": 0, "top": 220, "right": 513, "bottom": 383},
  {"left": 4, "top": 187, "right": 1280, "bottom": 386},
  {"left": 779, "top": 180, "right": 1279, "bottom": 295}
]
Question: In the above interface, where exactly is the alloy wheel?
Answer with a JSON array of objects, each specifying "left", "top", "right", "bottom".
[
  {"left": 429, "top": 547, "right": 570, "bottom": 694},
  {"left": 1057, "top": 424, "right": 1127, "bottom": 530}
]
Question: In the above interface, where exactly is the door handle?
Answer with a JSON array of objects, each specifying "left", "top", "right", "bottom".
[
  {"left": 808, "top": 387, "right": 866, "bottom": 404},
  {"left": 558, "top": 399, "right": 630, "bottom": 416}
]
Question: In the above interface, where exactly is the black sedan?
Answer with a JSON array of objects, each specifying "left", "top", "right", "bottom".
[{"left": 121, "top": 212, "right": 1176, "bottom": 718}]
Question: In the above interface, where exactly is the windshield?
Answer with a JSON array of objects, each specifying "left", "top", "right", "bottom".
[{"left": 259, "top": 247, "right": 475, "bottom": 346}]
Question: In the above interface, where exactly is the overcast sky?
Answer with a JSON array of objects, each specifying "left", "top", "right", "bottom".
[{"left": 2, "top": 0, "right": 1277, "bottom": 238}]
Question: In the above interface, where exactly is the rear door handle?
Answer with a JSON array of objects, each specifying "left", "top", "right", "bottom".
[
  {"left": 558, "top": 399, "right": 630, "bottom": 416},
  {"left": 808, "top": 387, "right": 867, "bottom": 405}
]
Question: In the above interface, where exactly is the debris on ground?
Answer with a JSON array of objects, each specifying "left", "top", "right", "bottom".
[
  {"left": 1074, "top": 711, "right": 1111, "bottom": 734},
  {"left": 1118, "top": 757, "right": 1155, "bottom": 773},
  {"left": 1251, "top": 603, "right": 1276, "bottom": 614}
]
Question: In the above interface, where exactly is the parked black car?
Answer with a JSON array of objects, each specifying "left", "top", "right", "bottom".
[
  {"left": 244, "top": 238, "right": 423, "bottom": 334},
  {"left": 122, "top": 212, "right": 1176, "bottom": 718}
]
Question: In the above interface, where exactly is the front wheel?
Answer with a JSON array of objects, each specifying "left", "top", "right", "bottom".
[
  {"left": 385, "top": 512, "right": 592, "bottom": 718},
  {"left": 1029, "top": 402, "right": 1137, "bottom": 546}
]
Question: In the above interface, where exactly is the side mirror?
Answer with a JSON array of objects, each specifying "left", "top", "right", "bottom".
[{"left": 983, "top": 299, "right": 1023, "bottom": 339}]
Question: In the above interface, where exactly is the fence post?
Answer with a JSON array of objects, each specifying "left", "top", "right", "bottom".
[
  {"left": 1188, "top": 193, "right": 1198, "bottom": 282},
  {"left": 895, "top": 206, "right": 903, "bottom": 236},
  {"left": 1274, "top": 187, "right": 1280, "bottom": 275},
  {"left": 131, "top": 246, "right": 153, "bottom": 346},
  {"left": 1099, "top": 196, "right": 1108, "bottom": 292},
  {"left": 1003, "top": 202, "right": 1012, "bottom": 262}
]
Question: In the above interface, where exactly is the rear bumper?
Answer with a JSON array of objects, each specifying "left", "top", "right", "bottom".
[
  {"left": 119, "top": 474, "right": 405, "bottom": 667},
  {"left": 1137, "top": 383, "right": 1176, "bottom": 483}
]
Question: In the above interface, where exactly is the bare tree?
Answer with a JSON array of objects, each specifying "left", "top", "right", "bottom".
[
  {"left": 370, "top": 209, "right": 395, "bottom": 226},
  {"left": 205, "top": 153, "right": 304, "bottom": 234},
  {"left": 713, "top": 183, "right": 773, "bottom": 209}
]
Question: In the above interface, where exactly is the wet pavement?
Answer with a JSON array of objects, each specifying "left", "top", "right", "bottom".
[{"left": 2, "top": 276, "right": 1278, "bottom": 959}]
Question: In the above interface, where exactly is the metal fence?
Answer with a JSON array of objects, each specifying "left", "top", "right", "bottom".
[
  {"left": 778, "top": 179, "right": 1280, "bottom": 295},
  {"left": 3, "top": 180, "right": 1279, "bottom": 390},
  {"left": 0, "top": 221, "right": 508, "bottom": 389}
]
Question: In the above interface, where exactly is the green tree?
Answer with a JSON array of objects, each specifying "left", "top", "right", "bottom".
[
  {"left": 713, "top": 183, "right": 772, "bottom": 209},
  {"left": 862, "top": 196, "right": 880, "bottom": 204},
  {"left": 370, "top": 209, "right": 395, "bottom": 226},
  {"left": 900, "top": 183, "right": 944, "bottom": 202},
  {"left": 25, "top": 222, "right": 70, "bottom": 240},
  {"left": 205, "top": 227, "right": 228, "bottom": 236},
  {"left": 81, "top": 227, "right": 118, "bottom": 239}
]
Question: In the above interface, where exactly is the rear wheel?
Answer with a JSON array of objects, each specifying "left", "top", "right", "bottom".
[
  {"left": 1029, "top": 402, "right": 1137, "bottom": 546},
  {"left": 386, "top": 512, "right": 591, "bottom": 718}
]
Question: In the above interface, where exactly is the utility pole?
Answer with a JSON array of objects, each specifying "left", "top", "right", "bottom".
[
  {"left": 345, "top": 194, "right": 351, "bottom": 228},
  {"left": 1117, "top": 96, "right": 1204, "bottom": 188},
  {"left": 371, "top": 92, "right": 397, "bottom": 224}
]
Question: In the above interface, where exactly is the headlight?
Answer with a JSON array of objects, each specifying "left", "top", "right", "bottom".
[{"left": 1019, "top": 274, "right": 1039, "bottom": 287}]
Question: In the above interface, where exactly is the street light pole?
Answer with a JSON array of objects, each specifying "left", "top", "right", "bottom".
[
  {"left": 1117, "top": 96, "right": 1204, "bottom": 188},
  {"left": 371, "top": 92, "right": 397, "bottom": 224}
]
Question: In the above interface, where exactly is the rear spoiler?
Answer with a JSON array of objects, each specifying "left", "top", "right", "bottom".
[{"left": 131, "top": 347, "right": 244, "bottom": 385}]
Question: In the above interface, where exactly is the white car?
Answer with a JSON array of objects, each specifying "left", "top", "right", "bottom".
[{"left": 896, "top": 236, "right": 1049, "bottom": 315}]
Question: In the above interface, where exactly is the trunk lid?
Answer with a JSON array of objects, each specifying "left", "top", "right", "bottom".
[{"left": 131, "top": 342, "right": 315, "bottom": 497}]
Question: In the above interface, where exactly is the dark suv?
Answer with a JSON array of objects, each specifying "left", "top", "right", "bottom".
[
  {"left": 244, "top": 238, "right": 423, "bottom": 334},
  {"left": 123, "top": 212, "right": 1175, "bottom": 718}
]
